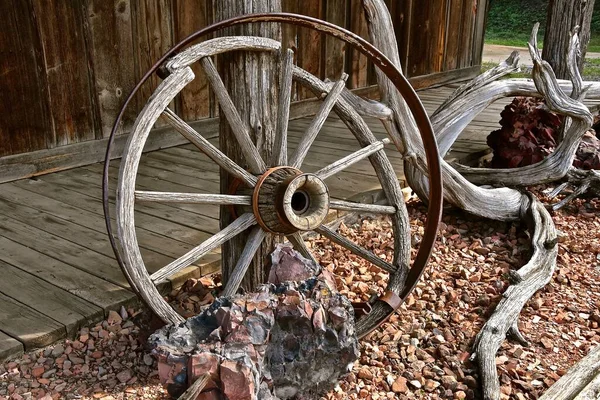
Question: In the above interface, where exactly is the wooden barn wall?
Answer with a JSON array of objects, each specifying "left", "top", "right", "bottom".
[{"left": 0, "top": 0, "right": 488, "bottom": 163}]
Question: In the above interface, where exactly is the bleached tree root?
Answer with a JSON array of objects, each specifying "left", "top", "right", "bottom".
[
  {"left": 452, "top": 25, "right": 593, "bottom": 188},
  {"left": 471, "top": 196, "right": 558, "bottom": 400},
  {"left": 548, "top": 168, "right": 600, "bottom": 210},
  {"left": 360, "top": 2, "right": 593, "bottom": 399}
]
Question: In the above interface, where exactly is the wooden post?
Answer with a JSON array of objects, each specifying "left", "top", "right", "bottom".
[{"left": 213, "top": 0, "right": 282, "bottom": 291}]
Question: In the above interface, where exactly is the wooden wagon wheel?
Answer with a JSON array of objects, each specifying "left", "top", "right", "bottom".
[{"left": 105, "top": 14, "right": 443, "bottom": 339}]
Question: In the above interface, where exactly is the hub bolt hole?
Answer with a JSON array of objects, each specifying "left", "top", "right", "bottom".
[{"left": 291, "top": 190, "right": 310, "bottom": 214}]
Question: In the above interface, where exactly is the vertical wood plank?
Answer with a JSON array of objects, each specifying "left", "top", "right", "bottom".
[
  {"left": 132, "top": 0, "right": 174, "bottom": 125},
  {"left": 86, "top": 0, "right": 137, "bottom": 137},
  {"left": 458, "top": 0, "right": 476, "bottom": 68},
  {"left": 174, "top": 1, "right": 211, "bottom": 122},
  {"left": 471, "top": 0, "right": 489, "bottom": 66},
  {"left": 406, "top": 0, "right": 447, "bottom": 77},
  {"left": 349, "top": 0, "right": 369, "bottom": 89},
  {"left": 406, "top": 0, "right": 431, "bottom": 76},
  {"left": 0, "top": 0, "right": 52, "bottom": 156},
  {"left": 324, "top": 0, "right": 347, "bottom": 79},
  {"left": 389, "top": 0, "right": 412, "bottom": 77},
  {"left": 431, "top": 0, "right": 448, "bottom": 73},
  {"left": 297, "top": 0, "right": 323, "bottom": 99},
  {"left": 32, "top": 0, "right": 100, "bottom": 146},
  {"left": 282, "top": 0, "right": 299, "bottom": 101},
  {"left": 444, "top": 0, "right": 464, "bottom": 71}
]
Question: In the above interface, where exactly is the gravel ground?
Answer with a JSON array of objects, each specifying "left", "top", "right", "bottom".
[{"left": 1, "top": 190, "right": 599, "bottom": 399}]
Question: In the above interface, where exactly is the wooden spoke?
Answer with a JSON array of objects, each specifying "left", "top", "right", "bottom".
[
  {"left": 135, "top": 191, "right": 252, "bottom": 205},
  {"left": 221, "top": 226, "right": 267, "bottom": 297},
  {"left": 200, "top": 57, "right": 266, "bottom": 174},
  {"left": 162, "top": 108, "right": 257, "bottom": 187},
  {"left": 151, "top": 213, "right": 256, "bottom": 283},
  {"left": 315, "top": 225, "right": 396, "bottom": 273},
  {"left": 286, "top": 232, "right": 318, "bottom": 264},
  {"left": 289, "top": 73, "right": 349, "bottom": 169},
  {"left": 273, "top": 48, "right": 295, "bottom": 166},
  {"left": 315, "top": 138, "right": 391, "bottom": 180},
  {"left": 329, "top": 199, "right": 396, "bottom": 215}
]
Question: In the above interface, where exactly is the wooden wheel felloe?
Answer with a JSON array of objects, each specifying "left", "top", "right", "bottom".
[{"left": 105, "top": 14, "right": 442, "bottom": 338}]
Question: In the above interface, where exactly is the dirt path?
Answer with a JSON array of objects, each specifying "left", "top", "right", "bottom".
[{"left": 483, "top": 44, "right": 600, "bottom": 67}]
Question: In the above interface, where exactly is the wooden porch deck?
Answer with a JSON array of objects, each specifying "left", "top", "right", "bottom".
[{"left": 0, "top": 85, "right": 504, "bottom": 361}]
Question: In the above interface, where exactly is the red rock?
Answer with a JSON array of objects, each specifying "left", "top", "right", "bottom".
[
  {"left": 107, "top": 310, "right": 122, "bottom": 325},
  {"left": 32, "top": 366, "right": 45, "bottom": 378},
  {"left": 358, "top": 368, "right": 373, "bottom": 381},
  {"left": 188, "top": 352, "right": 221, "bottom": 390},
  {"left": 220, "top": 360, "right": 255, "bottom": 400},
  {"left": 392, "top": 376, "right": 408, "bottom": 393}
]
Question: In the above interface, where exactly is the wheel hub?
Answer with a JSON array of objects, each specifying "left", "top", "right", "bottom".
[{"left": 252, "top": 166, "right": 329, "bottom": 234}]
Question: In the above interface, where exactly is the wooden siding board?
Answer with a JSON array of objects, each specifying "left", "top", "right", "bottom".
[
  {"left": 444, "top": 0, "right": 464, "bottom": 70},
  {"left": 282, "top": 0, "right": 299, "bottom": 101},
  {"left": 32, "top": 0, "right": 99, "bottom": 147},
  {"left": 132, "top": 0, "right": 174, "bottom": 123},
  {"left": 472, "top": 0, "right": 489, "bottom": 65},
  {"left": 297, "top": 0, "right": 323, "bottom": 99},
  {"left": 349, "top": 0, "right": 369, "bottom": 89},
  {"left": 459, "top": 0, "right": 476, "bottom": 68},
  {"left": 0, "top": 0, "right": 52, "bottom": 156},
  {"left": 86, "top": 0, "right": 137, "bottom": 138},
  {"left": 324, "top": 0, "right": 347, "bottom": 79},
  {"left": 174, "top": 0, "right": 211, "bottom": 122}
]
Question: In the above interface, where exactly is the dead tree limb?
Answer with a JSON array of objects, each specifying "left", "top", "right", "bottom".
[
  {"left": 539, "top": 345, "right": 600, "bottom": 400},
  {"left": 548, "top": 168, "right": 600, "bottom": 210},
  {"left": 452, "top": 25, "right": 593, "bottom": 187},
  {"left": 360, "top": 2, "right": 577, "bottom": 399},
  {"left": 471, "top": 196, "right": 558, "bottom": 399}
]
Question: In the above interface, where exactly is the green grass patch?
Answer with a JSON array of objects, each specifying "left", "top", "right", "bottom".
[{"left": 485, "top": 0, "right": 600, "bottom": 51}]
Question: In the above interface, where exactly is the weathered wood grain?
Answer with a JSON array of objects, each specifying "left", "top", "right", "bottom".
[
  {"left": 136, "top": 191, "right": 251, "bottom": 205},
  {"left": 0, "top": 214, "right": 129, "bottom": 287},
  {"left": 315, "top": 138, "right": 391, "bottom": 180},
  {"left": 324, "top": 0, "right": 347, "bottom": 78},
  {"left": 86, "top": 0, "right": 136, "bottom": 137},
  {"left": 201, "top": 56, "right": 267, "bottom": 174},
  {"left": 173, "top": 0, "right": 211, "bottom": 121},
  {"left": 221, "top": 226, "right": 267, "bottom": 297},
  {"left": 0, "top": 195, "right": 169, "bottom": 271},
  {"left": 540, "top": 346, "right": 600, "bottom": 400},
  {"left": 213, "top": 0, "right": 282, "bottom": 294},
  {"left": 32, "top": 0, "right": 100, "bottom": 145},
  {"left": 150, "top": 213, "right": 256, "bottom": 284},
  {"left": 161, "top": 108, "right": 257, "bottom": 186},
  {"left": 168, "top": 36, "right": 280, "bottom": 71},
  {"left": 0, "top": 332, "right": 23, "bottom": 363},
  {"left": 131, "top": 0, "right": 174, "bottom": 122},
  {"left": 316, "top": 225, "right": 396, "bottom": 273},
  {"left": 290, "top": 74, "right": 348, "bottom": 168},
  {"left": 0, "top": 0, "right": 51, "bottom": 156},
  {"left": 297, "top": 0, "right": 323, "bottom": 99},
  {"left": 0, "top": 292, "right": 66, "bottom": 350},
  {"left": 0, "top": 260, "right": 103, "bottom": 338},
  {"left": 329, "top": 199, "right": 395, "bottom": 215},
  {"left": 273, "top": 49, "right": 295, "bottom": 166},
  {"left": 117, "top": 67, "right": 194, "bottom": 325}
]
